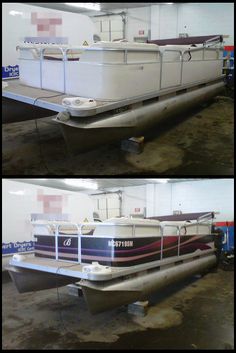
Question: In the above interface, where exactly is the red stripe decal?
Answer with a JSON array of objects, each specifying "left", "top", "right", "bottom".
[
  {"left": 215, "top": 222, "right": 234, "bottom": 227},
  {"left": 224, "top": 46, "right": 234, "bottom": 51}
]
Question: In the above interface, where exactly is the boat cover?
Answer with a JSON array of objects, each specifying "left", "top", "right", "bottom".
[
  {"left": 147, "top": 35, "right": 223, "bottom": 46},
  {"left": 148, "top": 212, "right": 215, "bottom": 222}
]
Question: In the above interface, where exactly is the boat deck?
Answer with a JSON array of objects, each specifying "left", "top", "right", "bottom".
[
  {"left": 2, "top": 76, "right": 225, "bottom": 117},
  {"left": 9, "top": 249, "right": 214, "bottom": 282}
]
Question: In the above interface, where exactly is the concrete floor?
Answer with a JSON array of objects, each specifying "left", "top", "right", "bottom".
[
  {"left": 2, "top": 268, "right": 234, "bottom": 349},
  {"left": 2, "top": 95, "right": 234, "bottom": 176}
]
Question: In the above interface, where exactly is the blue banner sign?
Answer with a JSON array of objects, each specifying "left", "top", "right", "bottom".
[
  {"left": 2, "top": 241, "right": 35, "bottom": 255},
  {"left": 2, "top": 65, "right": 19, "bottom": 79}
]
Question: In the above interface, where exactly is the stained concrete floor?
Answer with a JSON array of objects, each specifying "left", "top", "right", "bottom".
[
  {"left": 2, "top": 268, "right": 234, "bottom": 350},
  {"left": 2, "top": 95, "right": 234, "bottom": 176}
]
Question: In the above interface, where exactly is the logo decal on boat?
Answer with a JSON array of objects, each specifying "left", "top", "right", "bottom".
[{"left": 63, "top": 238, "right": 72, "bottom": 246}]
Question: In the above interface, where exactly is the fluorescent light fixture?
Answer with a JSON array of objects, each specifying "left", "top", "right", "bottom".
[
  {"left": 65, "top": 3, "right": 101, "bottom": 11},
  {"left": 166, "top": 3, "right": 174, "bottom": 4},
  {"left": 9, "top": 10, "right": 23, "bottom": 16},
  {"left": 64, "top": 179, "right": 98, "bottom": 190},
  {"left": 9, "top": 190, "right": 26, "bottom": 195},
  {"left": 145, "top": 179, "right": 170, "bottom": 184}
]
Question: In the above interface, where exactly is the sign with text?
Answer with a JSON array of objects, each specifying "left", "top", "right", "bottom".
[
  {"left": 2, "top": 241, "right": 35, "bottom": 255},
  {"left": 2, "top": 65, "right": 19, "bottom": 79}
]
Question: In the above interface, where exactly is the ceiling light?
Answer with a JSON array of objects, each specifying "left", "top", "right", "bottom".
[
  {"left": 166, "top": 3, "right": 174, "bottom": 4},
  {"left": 145, "top": 179, "right": 170, "bottom": 183},
  {"left": 9, "top": 190, "right": 26, "bottom": 195},
  {"left": 9, "top": 10, "right": 23, "bottom": 16},
  {"left": 65, "top": 3, "right": 101, "bottom": 11},
  {"left": 64, "top": 179, "right": 98, "bottom": 190}
]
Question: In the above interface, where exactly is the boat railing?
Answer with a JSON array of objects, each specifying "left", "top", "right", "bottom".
[
  {"left": 40, "top": 47, "right": 65, "bottom": 92},
  {"left": 44, "top": 219, "right": 214, "bottom": 264},
  {"left": 54, "top": 222, "right": 80, "bottom": 262},
  {"left": 37, "top": 219, "right": 213, "bottom": 239},
  {"left": 18, "top": 44, "right": 224, "bottom": 95}
]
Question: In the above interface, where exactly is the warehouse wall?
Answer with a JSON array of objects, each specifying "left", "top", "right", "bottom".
[
  {"left": 91, "top": 186, "right": 147, "bottom": 220},
  {"left": 178, "top": 3, "right": 233, "bottom": 43},
  {"left": 121, "top": 186, "right": 147, "bottom": 217},
  {"left": 2, "top": 2, "right": 96, "bottom": 73},
  {"left": 2, "top": 179, "right": 93, "bottom": 245},
  {"left": 146, "top": 183, "right": 172, "bottom": 217},
  {"left": 126, "top": 7, "right": 151, "bottom": 41},
  {"left": 91, "top": 192, "right": 121, "bottom": 220},
  {"left": 151, "top": 3, "right": 234, "bottom": 45},
  {"left": 150, "top": 4, "right": 177, "bottom": 40},
  {"left": 96, "top": 179, "right": 233, "bottom": 222},
  {"left": 146, "top": 179, "right": 234, "bottom": 221},
  {"left": 92, "top": 7, "right": 151, "bottom": 42},
  {"left": 93, "top": 14, "right": 123, "bottom": 41},
  {"left": 92, "top": 3, "right": 234, "bottom": 45},
  {"left": 151, "top": 3, "right": 234, "bottom": 44}
]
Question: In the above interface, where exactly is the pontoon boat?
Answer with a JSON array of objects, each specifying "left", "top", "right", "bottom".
[
  {"left": 2, "top": 36, "right": 225, "bottom": 153},
  {"left": 7, "top": 213, "right": 219, "bottom": 313}
]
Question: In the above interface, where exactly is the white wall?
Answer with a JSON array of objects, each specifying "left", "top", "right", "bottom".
[
  {"left": 91, "top": 193, "right": 121, "bottom": 220},
  {"left": 2, "top": 3, "right": 96, "bottom": 71},
  {"left": 159, "top": 4, "right": 178, "bottom": 39},
  {"left": 177, "top": 3, "right": 234, "bottom": 44},
  {"left": 121, "top": 186, "right": 146, "bottom": 217},
  {"left": 92, "top": 3, "right": 234, "bottom": 45},
  {"left": 2, "top": 179, "right": 93, "bottom": 245},
  {"left": 94, "top": 179, "right": 233, "bottom": 222},
  {"left": 126, "top": 7, "right": 151, "bottom": 41},
  {"left": 146, "top": 179, "right": 234, "bottom": 222},
  {"left": 146, "top": 183, "right": 172, "bottom": 217},
  {"left": 151, "top": 3, "right": 234, "bottom": 45},
  {"left": 92, "top": 186, "right": 147, "bottom": 220},
  {"left": 171, "top": 179, "right": 234, "bottom": 221},
  {"left": 93, "top": 14, "right": 123, "bottom": 41},
  {"left": 92, "top": 7, "right": 151, "bottom": 42},
  {"left": 150, "top": 5, "right": 160, "bottom": 40}
]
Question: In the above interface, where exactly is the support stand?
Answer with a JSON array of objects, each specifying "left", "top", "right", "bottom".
[
  {"left": 121, "top": 136, "right": 144, "bottom": 154},
  {"left": 128, "top": 300, "right": 149, "bottom": 316}
]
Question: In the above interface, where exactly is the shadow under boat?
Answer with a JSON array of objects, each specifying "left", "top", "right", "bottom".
[{"left": 2, "top": 97, "right": 56, "bottom": 124}]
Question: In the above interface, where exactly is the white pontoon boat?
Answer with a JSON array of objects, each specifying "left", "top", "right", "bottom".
[{"left": 2, "top": 36, "right": 225, "bottom": 153}]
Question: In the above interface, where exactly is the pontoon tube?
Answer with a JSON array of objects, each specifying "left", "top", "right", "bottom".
[
  {"left": 80, "top": 254, "right": 217, "bottom": 313},
  {"left": 57, "top": 81, "right": 225, "bottom": 153}
]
